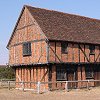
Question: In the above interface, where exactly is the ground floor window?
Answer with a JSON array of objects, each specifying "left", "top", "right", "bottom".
[
  {"left": 56, "top": 66, "right": 67, "bottom": 81},
  {"left": 85, "top": 66, "right": 94, "bottom": 79},
  {"left": 56, "top": 66, "right": 77, "bottom": 81}
]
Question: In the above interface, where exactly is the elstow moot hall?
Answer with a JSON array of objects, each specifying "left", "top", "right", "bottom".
[{"left": 7, "top": 5, "right": 100, "bottom": 89}]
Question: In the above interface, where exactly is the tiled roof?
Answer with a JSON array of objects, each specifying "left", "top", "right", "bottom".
[{"left": 27, "top": 5, "right": 100, "bottom": 45}]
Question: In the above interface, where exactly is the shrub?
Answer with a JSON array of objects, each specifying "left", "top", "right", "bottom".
[{"left": 0, "top": 67, "right": 15, "bottom": 79}]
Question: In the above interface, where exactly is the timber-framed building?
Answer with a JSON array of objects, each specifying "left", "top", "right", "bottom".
[{"left": 7, "top": 5, "right": 100, "bottom": 89}]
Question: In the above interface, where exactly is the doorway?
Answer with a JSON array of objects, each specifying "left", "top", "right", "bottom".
[{"left": 67, "top": 66, "right": 77, "bottom": 89}]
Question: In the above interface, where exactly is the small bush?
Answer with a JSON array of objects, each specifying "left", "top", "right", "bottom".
[{"left": 0, "top": 67, "right": 15, "bottom": 79}]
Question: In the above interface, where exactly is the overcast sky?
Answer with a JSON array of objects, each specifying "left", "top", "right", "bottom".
[{"left": 0, "top": 0, "right": 100, "bottom": 65}]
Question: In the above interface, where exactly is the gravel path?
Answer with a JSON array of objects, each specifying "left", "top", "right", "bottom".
[{"left": 0, "top": 88, "right": 100, "bottom": 100}]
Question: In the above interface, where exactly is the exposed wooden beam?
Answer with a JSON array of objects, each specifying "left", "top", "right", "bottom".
[
  {"left": 78, "top": 45, "right": 80, "bottom": 63},
  {"left": 40, "top": 69, "right": 48, "bottom": 82},
  {"left": 72, "top": 44, "right": 74, "bottom": 62},
  {"left": 94, "top": 53, "right": 100, "bottom": 62},
  {"left": 79, "top": 45, "right": 90, "bottom": 62},
  {"left": 49, "top": 44, "right": 63, "bottom": 63},
  {"left": 46, "top": 40, "right": 49, "bottom": 63},
  {"left": 16, "top": 23, "right": 35, "bottom": 31},
  {"left": 9, "top": 39, "right": 46, "bottom": 48}
]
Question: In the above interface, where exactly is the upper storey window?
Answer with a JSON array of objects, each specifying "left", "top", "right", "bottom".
[
  {"left": 89, "top": 45, "right": 95, "bottom": 54},
  {"left": 23, "top": 42, "right": 31, "bottom": 56},
  {"left": 61, "top": 42, "right": 68, "bottom": 54}
]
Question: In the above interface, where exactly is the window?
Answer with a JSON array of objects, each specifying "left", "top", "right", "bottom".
[
  {"left": 23, "top": 42, "right": 31, "bottom": 56},
  {"left": 89, "top": 45, "right": 95, "bottom": 54},
  {"left": 85, "top": 67, "right": 94, "bottom": 79},
  {"left": 56, "top": 66, "right": 66, "bottom": 80},
  {"left": 61, "top": 42, "right": 68, "bottom": 54}
]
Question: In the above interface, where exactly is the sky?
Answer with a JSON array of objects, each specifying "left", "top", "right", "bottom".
[{"left": 0, "top": 0, "right": 100, "bottom": 65}]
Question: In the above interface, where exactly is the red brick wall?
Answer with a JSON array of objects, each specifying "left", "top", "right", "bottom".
[
  {"left": 15, "top": 66, "right": 49, "bottom": 89},
  {"left": 9, "top": 7, "right": 47, "bottom": 65},
  {"left": 77, "top": 67, "right": 82, "bottom": 88},
  {"left": 50, "top": 65, "right": 96, "bottom": 89},
  {"left": 49, "top": 42, "right": 100, "bottom": 63},
  {"left": 95, "top": 46, "right": 100, "bottom": 62},
  {"left": 51, "top": 65, "right": 56, "bottom": 89}
]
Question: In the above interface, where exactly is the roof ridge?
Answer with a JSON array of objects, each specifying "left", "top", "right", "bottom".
[
  {"left": 25, "top": 5, "right": 100, "bottom": 22},
  {"left": 7, "top": 5, "right": 100, "bottom": 47}
]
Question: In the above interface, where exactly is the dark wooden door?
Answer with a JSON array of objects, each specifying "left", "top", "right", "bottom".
[{"left": 67, "top": 67, "right": 77, "bottom": 89}]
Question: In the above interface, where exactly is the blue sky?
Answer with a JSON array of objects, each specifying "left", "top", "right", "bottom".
[{"left": 0, "top": 0, "right": 100, "bottom": 65}]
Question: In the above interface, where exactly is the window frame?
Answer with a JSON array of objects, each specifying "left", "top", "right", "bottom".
[
  {"left": 89, "top": 45, "right": 95, "bottom": 55},
  {"left": 85, "top": 66, "right": 94, "bottom": 79},
  {"left": 56, "top": 66, "right": 67, "bottom": 81},
  {"left": 61, "top": 42, "right": 68, "bottom": 54},
  {"left": 23, "top": 42, "right": 32, "bottom": 56}
]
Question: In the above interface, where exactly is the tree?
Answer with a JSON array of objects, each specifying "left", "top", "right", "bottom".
[{"left": 0, "top": 66, "right": 15, "bottom": 79}]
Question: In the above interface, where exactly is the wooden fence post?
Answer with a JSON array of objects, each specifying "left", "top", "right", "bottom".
[
  {"left": 0, "top": 80, "right": 2, "bottom": 87},
  {"left": 87, "top": 80, "right": 90, "bottom": 90},
  {"left": 22, "top": 81, "right": 24, "bottom": 91},
  {"left": 37, "top": 81, "right": 41, "bottom": 94},
  {"left": 8, "top": 81, "right": 10, "bottom": 90},
  {"left": 65, "top": 81, "right": 69, "bottom": 92}
]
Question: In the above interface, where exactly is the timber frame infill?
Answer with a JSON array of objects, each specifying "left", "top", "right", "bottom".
[
  {"left": 7, "top": 39, "right": 46, "bottom": 49},
  {"left": 47, "top": 40, "right": 100, "bottom": 64},
  {"left": 7, "top": 5, "right": 48, "bottom": 49},
  {"left": 9, "top": 39, "right": 100, "bottom": 67}
]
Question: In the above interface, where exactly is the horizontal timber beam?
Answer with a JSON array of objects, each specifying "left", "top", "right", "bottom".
[
  {"left": 9, "top": 61, "right": 100, "bottom": 68},
  {"left": 9, "top": 39, "right": 46, "bottom": 48}
]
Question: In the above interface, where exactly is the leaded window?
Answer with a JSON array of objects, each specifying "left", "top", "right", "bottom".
[
  {"left": 89, "top": 45, "right": 95, "bottom": 54},
  {"left": 85, "top": 67, "right": 94, "bottom": 79},
  {"left": 23, "top": 42, "right": 31, "bottom": 56},
  {"left": 56, "top": 66, "right": 67, "bottom": 80},
  {"left": 61, "top": 42, "right": 68, "bottom": 54}
]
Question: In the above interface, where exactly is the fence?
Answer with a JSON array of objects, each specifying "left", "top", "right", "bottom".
[
  {"left": 0, "top": 79, "right": 15, "bottom": 89},
  {"left": 0, "top": 80, "right": 100, "bottom": 94}
]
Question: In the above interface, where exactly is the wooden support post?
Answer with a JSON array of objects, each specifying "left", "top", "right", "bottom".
[
  {"left": 77, "top": 67, "right": 81, "bottom": 88},
  {"left": 49, "top": 44, "right": 62, "bottom": 63},
  {"left": 72, "top": 44, "right": 74, "bottom": 62},
  {"left": 79, "top": 45, "right": 90, "bottom": 62},
  {"left": 78, "top": 44, "right": 80, "bottom": 63},
  {"left": 94, "top": 53, "right": 100, "bottom": 62},
  {"left": 52, "top": 65, "right": 56, "bottom": 89},
  {"left": 40, "top": 69, "right": 48, "bottom": 82},
  {"left": 46, "top": 40, "right": 49, "bottom": 63},
  {"left": 8, "top": 81, "right": 10, "bottom": 90}
]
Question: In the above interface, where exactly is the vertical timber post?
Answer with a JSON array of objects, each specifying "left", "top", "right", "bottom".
[
  {"left": 37, "top": 81, "right": 41, "bottom": 94},
  {"left": 46, "top": 39, "right": 49, "bottom": 63}
]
